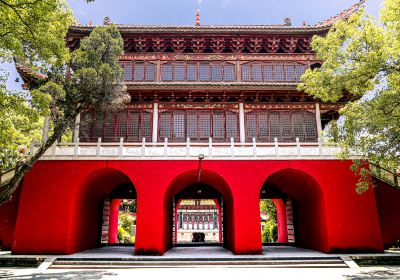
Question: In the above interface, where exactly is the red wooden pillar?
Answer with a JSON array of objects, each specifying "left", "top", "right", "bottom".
[
  {"left": 272, "top": 199, "right": 288, "bottom": 243},
  {"left": 174, "top": 199, "right": 182, "bottom": 245},
  {"left": 213, "top": 199, "right": 222, "bottom": 243},
  {"left": 108, "top": 199, "right": 122, "bottom": 244}
]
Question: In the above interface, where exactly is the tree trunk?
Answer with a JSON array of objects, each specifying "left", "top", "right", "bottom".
[{"left": 0, "top": 118, "right": 75, "bottom": 205}]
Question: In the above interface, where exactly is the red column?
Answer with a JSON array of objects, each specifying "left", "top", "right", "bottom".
[
  {"left": 272, "top": 199, "right": 288, "bottom": 243},
  {"left": 108, "top": 199, "right": 122, "bottom": 244},
  {"left": 213, "top": 199, "right": 222, "bottom": 243},
  {"left": 174, "top": 199, "right": 182, "bottom": 245}
]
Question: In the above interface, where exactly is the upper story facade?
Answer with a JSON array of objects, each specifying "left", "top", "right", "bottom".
[{"left": 34, "top": 1, "right": 366, "bottom": 160}]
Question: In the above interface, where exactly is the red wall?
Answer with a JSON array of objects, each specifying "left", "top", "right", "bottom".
[
  {"left": 10, "top": 159, "right": 384, "bottom": 255},
  {"left": 0, "top": 184, "right": 21, "bottom": 250},
  {"left": 374, "top": 179, "right": 400, "bottom": 248}
]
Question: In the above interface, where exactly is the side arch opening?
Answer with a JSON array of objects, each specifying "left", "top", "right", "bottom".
[
  {"left": 260, "top": 168, "right": 329, "bottom": 252},
  {"left": 68, "top": 168, "right": 137, "bottom": 253}
]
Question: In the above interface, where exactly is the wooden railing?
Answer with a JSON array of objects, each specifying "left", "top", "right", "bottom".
[{"left": 370, "top": 163, "right": 400, "bottom": 188}]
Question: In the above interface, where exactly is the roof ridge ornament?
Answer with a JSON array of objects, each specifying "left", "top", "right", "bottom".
[
  {"left": 196, "top": 10, "right": 201, "bottom": 26},
  {"left": 314, "top": 0, "right": 366, "bottom": 28}
]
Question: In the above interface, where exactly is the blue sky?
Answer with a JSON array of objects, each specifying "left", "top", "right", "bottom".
[
  {"left": 68, "top": 0, "right": 383, "bottom": 26},
  {"left": 5, "top": 0, "right": 384, "bottom": 90}
]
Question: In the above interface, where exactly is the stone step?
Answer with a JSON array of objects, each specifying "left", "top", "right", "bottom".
[{"left": 49, "top": 258, "right": 348, "bottom": 269}]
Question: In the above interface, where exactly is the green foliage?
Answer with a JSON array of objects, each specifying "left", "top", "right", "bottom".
[
  {"left": 260, "top": 200, "right": 278, "bottom": 243},
  {"left": 118, "top": 212, "right": 135, "bottom": 244},
  {"left": 0, "top": 24, "right": 129, "bottom": 204},
  {"left": 299, "top": 0, "right": 400, "bottom": 192},
  {"left": 262, "top": 220, "right": 278, "bottom": 243},
  {"left": 0, "top": 0, "right": 73, "bottom": 67}
]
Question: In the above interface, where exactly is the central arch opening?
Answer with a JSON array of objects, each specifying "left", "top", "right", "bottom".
[
  {"left": 173, "top": 184, "right": 223, "bottom": 246},
  {"left": 165, "top": 169, "right": 234, "bottom": 253}
]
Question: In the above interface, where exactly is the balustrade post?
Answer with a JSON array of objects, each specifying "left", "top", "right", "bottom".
[
  {"left": 152, "top": 103, "right": 159, "bottom": 143},
  {"left": 119, "top": 138, "right": 124, "bottom": 158},
  {"left": 252, "top": 137, "right": 257, "bottom": 157},
  {"left": 208, "top": 138, "right": 213, "bottom": 158},
  {"left": 318, "top": 137, "right": 323, "bottom": 157},
  {"left": 230, "top": 137, "right": 235, "bottom": 157},
  {"left": 239, "top": 103, "right": 246, "bottom": 143},
  {"left": 186, "top": 138, "right": 190, "bottom": 158},
  {"left": 74, "top": 138, "right": 79, "bottom": 158},
  {"left": 96, "top": 137, "right": 102, "bottom": 157},
  {"left": 141, "top": 137, "right": 146, "bottom": 157},
  {"left": 274, "top": 138, "right": 279, "bottom": 157},
  {"left": 164, "top": 138, "right": 168, "bottom": 157},
  {"left": 296, "top": 137, "right": 301, "bottom": 157}
]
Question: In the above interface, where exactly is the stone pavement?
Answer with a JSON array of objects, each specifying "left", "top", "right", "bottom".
[{"left": 1, "top": 265, "right": 400, "bottom": 280}]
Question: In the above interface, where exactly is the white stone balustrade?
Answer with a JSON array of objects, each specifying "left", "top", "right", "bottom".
[{"left": 36, "top": 137, "right": 359, "bottom": 161}]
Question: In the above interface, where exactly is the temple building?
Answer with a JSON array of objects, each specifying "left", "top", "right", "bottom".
[{"left": 1, "top": 0, "right": 400, "bottom": 256}]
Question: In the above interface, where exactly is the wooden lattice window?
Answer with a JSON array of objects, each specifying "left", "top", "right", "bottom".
[
  {"left": 253, "top": 64, "right": 263, "bottom": 81},
  {"left": 187, "top": 111, "right": 198, "bottom": 140},
  {"left": 245, "top": 110, "right": 317, "bottom": 142},
  {"left": 121, "top": 62, "right": 133, "bottom": 81},
  {"left": 133, "top": 62, "right": 145, "bottom": 81},
  {"left": 174, "top": 63, "right": 185, "bottom": 81},
  {"left": 264, "top": 65, "right": 273, "bottom": 81},
  {"left": 199, "top": 111, "right": 211, "bottom": 140},
  {"left": 159, "top": 111, "right": 172, "bottom": 140},
  {"left": 258, "top": 112, "right": 269, "bottom": 141},
  {"left": 199, "top": 63, "right": 211, "bottom": 81},
  {"left": 226, "top": 111, "right": 238, "bottom": 140},
  {"left": 304, "top": 111, "right": 317, "bottom": 141},
  {"left": 159, "top": 108, "right": 239, "bottom": 142},
  {"left": 116, "top": 111, "right": 128, "bottom": 140},
  {"left": 187, "top": 64, "right": 197, "bottom": 81},
  {"left": 242, "top": 65, "right": 252, "bottom": 81},
  {"left": 246, "top": 112, "right": 257, "bottom": 141},
  {"left": 224, "top": 64, "right": 235, "bottom": 81},
  {"left": 128, "top": 111, "right": 140, "bottom": 141},
  {"left": 213, "top": 111, "right": 225, "bottom": 140},
  {"left": 173, "top": 111, "right": 185, "bottom": 141},
  {"left": 292, "top": 111, "right": 304, "bottom": 140},
  {"left": 145, "top": 63, "right": 155, "bottom": 81},
  {"left": 211, "top": 64, "right": 223, "bottom": 81},
  {"left": 161, "top": 63, "right": 173, "bottom": 81},
  {"left": 274, "top": 64, "right": 285, "bottom": 81},
  {"left": 295, "top": 65, "right": 306, "bottom": 81},
  {"left": 285, "top": 65, "right": 296, "bottom": 81}
]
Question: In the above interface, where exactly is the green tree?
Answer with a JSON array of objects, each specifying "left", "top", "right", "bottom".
[
  {"left": 0, "top": 0, "right": 75, "bottom": 172},
  {"left": 299, "top": 0, "right": 400, "bottom": 193},
  {"left": 0, "top": 24, "right": 130, "bottom": 204}
]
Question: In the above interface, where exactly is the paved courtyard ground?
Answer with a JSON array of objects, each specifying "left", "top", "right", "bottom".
[
  {"left": 1, "top": 246, "right": 399, "bottom": 279},
  {"left": 1, "top": 266, "right": 400, "bottom": 280}
]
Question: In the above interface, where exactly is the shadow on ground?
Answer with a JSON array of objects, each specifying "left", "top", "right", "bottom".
[
  {"left": 0, "top": 270, "right": 117, "bottom": 280},
  {"left": 345, "top": 266, "right": 400, "bottom": 279}
]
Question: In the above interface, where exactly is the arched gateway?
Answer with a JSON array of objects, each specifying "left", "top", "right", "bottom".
[
  {"left": 164, "top": 170, "right": 234, "bottom": 251},
  {"left": 2, "top": 0, "right": 397, "bottom": 256}
]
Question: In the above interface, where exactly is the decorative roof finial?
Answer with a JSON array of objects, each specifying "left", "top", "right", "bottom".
[
  {"left": 284, "top": 17, "right": 292, "bottom": 27},
  {"left": 103, "top": 17, "right": 111, "bottom": 26},
  {"left": 196, "top": 10, "right": 200, "bottom": 26}
]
